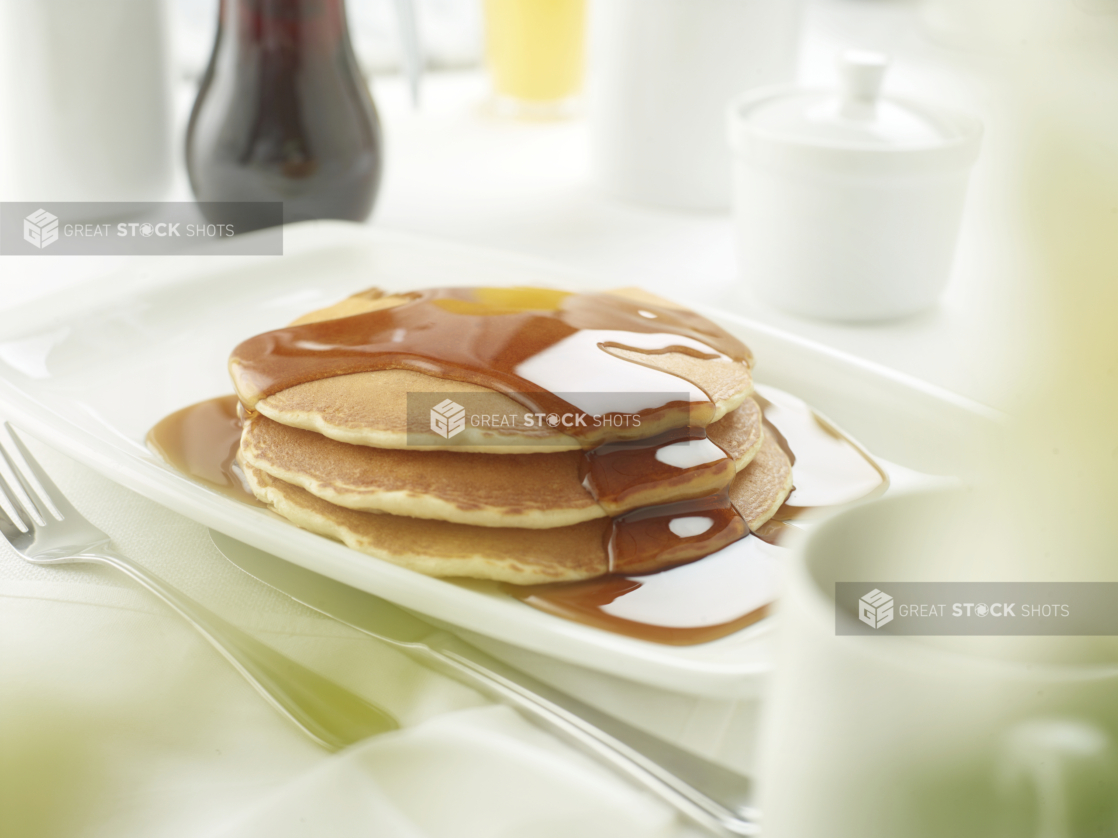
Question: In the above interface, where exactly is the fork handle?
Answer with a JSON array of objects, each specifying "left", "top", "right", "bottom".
[
  {"left": 77, "top": 547, "right": 397, "bottom": 748},
  {"left": 414, "top": 632, "right": 760, "bottom": 837}
]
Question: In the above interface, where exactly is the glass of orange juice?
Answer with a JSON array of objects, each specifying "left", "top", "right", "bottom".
[{"left": 484, "top": 0, "right": 586, "bottom": 116}]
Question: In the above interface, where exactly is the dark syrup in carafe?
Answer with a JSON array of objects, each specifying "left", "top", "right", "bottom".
[{"left": 186, "top": 0, "right": 382, "bottom": 230}]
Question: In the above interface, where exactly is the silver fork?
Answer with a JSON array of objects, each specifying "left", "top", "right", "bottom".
[{"left": 0, "top": 422, "right": 398, "bottom": 749}]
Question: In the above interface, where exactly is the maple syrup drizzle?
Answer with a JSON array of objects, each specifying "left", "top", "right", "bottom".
[
  {"left": 507, "top": 385, "right": 888, "bottom": 644},
  {"left": 606, "top": 489, "right": 748, "bottom": 575},
  {"left": 226, "top": 286, "right": 755, "bottom": 576},
  {"left": 579, "top": 426, "right": 735, "bottom": 516},
  {"left": 228, "top": 287, "right": 752, "bottom": 436}
]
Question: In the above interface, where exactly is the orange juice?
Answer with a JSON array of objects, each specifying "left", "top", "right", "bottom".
[{"left": 484, "top": 0, "right": 585, "bottom": 104}]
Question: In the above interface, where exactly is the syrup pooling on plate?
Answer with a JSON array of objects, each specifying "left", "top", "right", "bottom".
[
  {"left": 147, "top": 395, "right": 261, "bottom": 506},
  {"left": 755, "top": 385, "right": 888, "bottom": 519},
  {"left": 509, "top": 533, "right": 781, "bottom": 645},
  {"left": 508, "top": 387, "right": 889, "bottom": 644},
  {"left": 228, "top": 286, "right": 753, "bottom": 436}
]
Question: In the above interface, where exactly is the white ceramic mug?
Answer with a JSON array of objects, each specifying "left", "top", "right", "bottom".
[
  {"left": 758, "top": 490, "right": 1118, "bottom": 838},
  {"left": 587, "top": 0, "right": 803, "bottom": 211}
]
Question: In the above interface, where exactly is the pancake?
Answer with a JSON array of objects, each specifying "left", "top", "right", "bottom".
[
  {"left": 728, "top": 431, "right": 795, "bottom": 528},
  {"left": 240, "top": 287, "right": 754, "bottom": 452},
  {"left": 239, "top": 398, "right": 765, "bottom": 529},
  {"left": 239, "top": 432, "right": 791, "bottom": 584},
  {"left": 245, "top": 463, "right": 608, "bottom": 584}
]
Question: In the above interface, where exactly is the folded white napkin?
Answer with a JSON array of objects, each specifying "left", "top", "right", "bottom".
[
  {"left": 207, "top": 706, "right": 679, "bottom": 838},
  {"left": 0, "top": 439, "right": 698, "bottom": 838}
]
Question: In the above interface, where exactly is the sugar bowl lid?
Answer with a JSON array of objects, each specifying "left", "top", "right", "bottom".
[{"left": 727, "top": 50, "right": 983, "bottom": 173}]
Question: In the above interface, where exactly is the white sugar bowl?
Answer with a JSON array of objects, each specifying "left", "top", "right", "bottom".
[{"left": 726, "top": 51, "right": 983, "bottom": 321}]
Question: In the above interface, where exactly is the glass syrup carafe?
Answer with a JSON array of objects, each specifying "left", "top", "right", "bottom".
[{"left": 186, "top": 0, "right": 383, "bottom": 231}]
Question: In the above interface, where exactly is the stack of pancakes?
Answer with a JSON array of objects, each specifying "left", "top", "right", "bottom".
[{"left": 232, "top": 288, "right": 793, "bottom": 584}]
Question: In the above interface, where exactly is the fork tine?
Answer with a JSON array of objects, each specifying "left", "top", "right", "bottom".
[
  {"left": 0, "top": 423, "right": 69, "bottom": 522},
  {"left": 0, "top": 432, "right": 48, "bottom": 527},
  {"left": 0, "top": 453, "right": 29, "bottom": 535}
]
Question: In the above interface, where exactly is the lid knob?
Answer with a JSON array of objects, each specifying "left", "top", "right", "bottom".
[{"left": 837, "top": 50, "right": 890, "bottom": 120}]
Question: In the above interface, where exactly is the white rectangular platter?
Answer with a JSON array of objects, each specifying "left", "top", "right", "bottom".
[{"left": 0, "top": 221, "right": 1000, "bottom": 698}]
